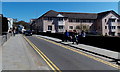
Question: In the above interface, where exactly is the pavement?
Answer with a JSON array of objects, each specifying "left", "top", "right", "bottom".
[
  {"left": 0, "top": 40, "right": 2, "bottom": 72},
  {"left": 27, "top": 36, "right": 119, "bottom": 70},
  {"left": 35, "top": 35, "right": 120, "bottom": 61},
  {"left": 2, "top": 34, "right": 49, "bottom": 70},
  {"left": 1, "top": 34, "right": 120, "bottom": 71}
]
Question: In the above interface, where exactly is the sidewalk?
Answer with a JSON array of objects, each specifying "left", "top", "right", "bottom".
[
  {"left": 0, "top": 43, "right": 2, "bottom": 72},
  {"left": 2, "top": 34, "right": 49, "bottom": 70},
  {"left": 35, "top": 35, "right": 120, "bottom": 61}
]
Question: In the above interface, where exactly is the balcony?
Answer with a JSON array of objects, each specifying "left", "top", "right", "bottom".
[
  {"left": 58, "top": 21, "right": 65, "bottom": 25},
  {"left": 58, "top": 29, "right": 64, "bottom": 32}
]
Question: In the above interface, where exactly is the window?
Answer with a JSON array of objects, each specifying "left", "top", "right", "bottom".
[
  {"left": 82, "top": 20, "right": 86, "bottom": 23},
  {"left": 105, "top": 26, "right": 107, "bottom": 29},
  {"left": 48, "top": 25, "right": 52, "bottom": 30},
  {"left": 58, "top": 18, "right": 63, "bottom": 21},
  {"left": 76, "top": 19, "right": 80, "bottom": 22},
  {"left": 110, "top": 19, "right": 115, "bottom": 22},
  {"left": 88, "top": 20, "right": 92, "bottom": 23},
  {"left": 105, "top": 19, "right": 107, "bottom": 22},
  {"left": 118, "top": 33, "right": 120, "bottom": 36},
  {"left": 69, "top": 19, "right": 76, "bottom": 22},
  {"left": 109, "top": 26, "right": 116, "bottom": 29},
  {"left": 76, "top": 26, "right": 80, "bottom": 29},
  {"left": 58, "top": 26, "right": 64, "bottom": 29},
  {"left": 69, "top": 26, "right": 73, "bottom": 29},
  {"left": 69, "top": 19, "right": 73, "bottom": 22},
  {"left": 48, "top": 17, "right": 52, "bottom": 21},
  {"left": 117, "top": 26, "right": 120, "bottom": 29},
  {"left": 112, "top": 26, "right": 116, "bottom": 29},
  {"left": 117, "top": 19, "right": 120, "bottom": 22}
]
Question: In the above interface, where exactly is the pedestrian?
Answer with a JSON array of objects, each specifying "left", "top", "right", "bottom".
[
  {"left": 81, "top": 30, "right": 86, "bottom": 37},
  {"left": 12, "top": 27, "right": 16, "bottom": 36},
  {"left": 64, "top": 30, "right": 69, "bottom": 42},
  {"left": 8, "top": 28, "right": 12, "bottom": 36},
  {"left": 72, "top": 30, "right": 78, "bottom": 44},
  {"left": 77, "top": 30, "right": 86, "bottom": 44}
]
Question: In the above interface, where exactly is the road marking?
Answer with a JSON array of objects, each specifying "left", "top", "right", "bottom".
[
  {"left": 36, "top": 36, "right": 120, "bottom": 69},
  {"left": 23, "top": 36, "right": 62, "bottom": 72}
]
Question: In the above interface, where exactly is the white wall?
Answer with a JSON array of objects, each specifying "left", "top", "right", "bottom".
[{"left": 7, "top": 18, "right": 13, "bottom": 30}]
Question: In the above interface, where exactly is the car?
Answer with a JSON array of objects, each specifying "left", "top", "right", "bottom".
[{"left": 23, "top": 30, "right": 32, "bottom": 36}]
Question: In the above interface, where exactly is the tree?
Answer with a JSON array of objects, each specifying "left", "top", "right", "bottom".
[
  {"left": 13, "top": 21, "right": 30, "bottom": 30},
  {"left": 76, "top": 24, "right": 90, "bottom": 32}
]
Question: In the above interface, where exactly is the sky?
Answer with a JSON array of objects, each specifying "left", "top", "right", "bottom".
[
  {"left": 1, "top": 0, "right": 120, "bottom": 2},
  {"left": 2, "top": 2, "right": 119, "bottom": 22}
]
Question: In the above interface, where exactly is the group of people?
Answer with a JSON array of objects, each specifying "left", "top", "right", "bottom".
[{"left": 63, "top": 30, "right": 86, "bottom": 45}]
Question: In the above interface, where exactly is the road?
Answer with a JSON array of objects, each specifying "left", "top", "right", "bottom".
[{"left": 25, "top": 36, "right": 119, "bottom": 71}]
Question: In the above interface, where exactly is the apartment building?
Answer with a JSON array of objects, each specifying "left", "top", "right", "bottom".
[{"left": 31, "top": 10, "right": 120, "bottom": 36}]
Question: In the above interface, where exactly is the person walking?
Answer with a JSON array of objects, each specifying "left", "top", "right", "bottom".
[
  {"left": 77, "top": 30, "right": 86, "bottom": 44},
  {"left": 81, "top": 30, "right": 86, "bottom": 37},
  {"left": 72, "top": 30, "right": 78, "bottom": 44},
  {"left": 12, "top": 27, "right": 16, "bottom": 36},
  {"left": 64, "top": 30, "right": 70, "bottom": 42}
]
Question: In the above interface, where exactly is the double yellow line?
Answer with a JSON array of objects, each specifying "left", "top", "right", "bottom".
[
  {"left": 36, "top": 36, "right": 120, "bottom": 70},
  {"left": 23, "top": 36, "right": 62, "bottom": 72}
]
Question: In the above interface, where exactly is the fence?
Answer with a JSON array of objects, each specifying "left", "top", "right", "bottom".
[{"left": 37, "top": 32, "right": 120, "bottom": 52}]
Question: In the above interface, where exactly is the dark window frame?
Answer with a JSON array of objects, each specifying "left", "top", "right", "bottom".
[
  {"left": 48, "top": 25, "right": 52, "bottom": 30},
  {"left": 58, "top": 25, "right": 64, "bottom": 29},
  {"left": 69, "top": 26, "right": 73, "bottom": 29}
]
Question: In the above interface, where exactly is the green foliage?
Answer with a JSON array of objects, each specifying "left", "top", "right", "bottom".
[
  {"left": 76, "top": 24, "right": 90, "bottom": 32},
  {"left": 13, "top": 21, "right": 30, "bottom": 30}
]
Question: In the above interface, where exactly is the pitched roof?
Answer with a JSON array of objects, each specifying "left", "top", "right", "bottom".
[
  {"left": 97, "top": 10, "right": 120, "bottom": 19},
  {"left": 41, "top": 10, "right": 58, "bottom": 17},
  {"left": 59, "top": 12, "right": 97, "bottom": 19},
  {"left": 40, "top": 10, "right": 120, "bottom": 19}
]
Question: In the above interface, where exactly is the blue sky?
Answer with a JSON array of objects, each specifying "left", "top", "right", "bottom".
[
  {"left": 2, "top": 0, "right": 120, "bottom": 2},
  {"left": 2, "top": 2, "right": 118, "bottom": 22}
]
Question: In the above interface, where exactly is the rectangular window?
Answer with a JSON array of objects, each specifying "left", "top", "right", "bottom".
[
  {"left": 69, "top": 19, "right": 73, "bottom": 22},
  {"left": 58, "top": 26, "right": 64, "bottom": 29},
  {"left": 109, "top": 26, "right": 116, "bottom": 29},
  {"left": 110, "top": 19, "right": 115, "bottom": 22},
  {"left": 48, "top": 25, "right": 52, "bottom": 30},
  {"left": 82, "top": 20, "right": 86, "bottom": 23},
  {"left": 117, "top": 26, "right": 120, "bottom": 29},
  {"left": 69, "top": 19, "right": 76, "bottom": 22},
  {"left": 69, "top": 26, "right": 73, "bottom": 29},
  {"left": 48, "top": 17, "right": 52, "bottom": 21},
  {"left": 113, "top": 26, "right": 116, "bottom": 29},
  {"left": 58, "top": 18, "right": 63, "bottom": 21},
  {"left": 118, "top": 33, "right": 120, "bottom": 36},
  {"left": 105, "top": 19, "right": 107, "bottom": 22},
  {"left": 105, "top": 26, "right": 107, "bottom": 29},
  {"left": 88, "top": 20, "right": 92, "bottom": 23},
  {"left": 76, "top": 19, "right": 80, "bottom": 22},
  {"left": 117, "top": 19, "right": 120, "bottom": 22}
]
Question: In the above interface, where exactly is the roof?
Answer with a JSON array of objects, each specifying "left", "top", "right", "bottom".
[
  {"left": 39, "top": 10, "right": 120, "bottom": 19},
  {"left": 97, "top": 10, "right": 120, "bottom": 19},
  {"left": 59, "top": 12, "right": 97, "bottom": 19}
]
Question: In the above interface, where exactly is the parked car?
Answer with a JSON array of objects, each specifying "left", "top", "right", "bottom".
[{"left": 23, "top": 30, "right": 32, "bottom": 36}]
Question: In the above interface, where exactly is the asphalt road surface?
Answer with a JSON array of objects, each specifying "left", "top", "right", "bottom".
[{"left": 26, "top": 36, "right": 119, "bottom": 72}]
